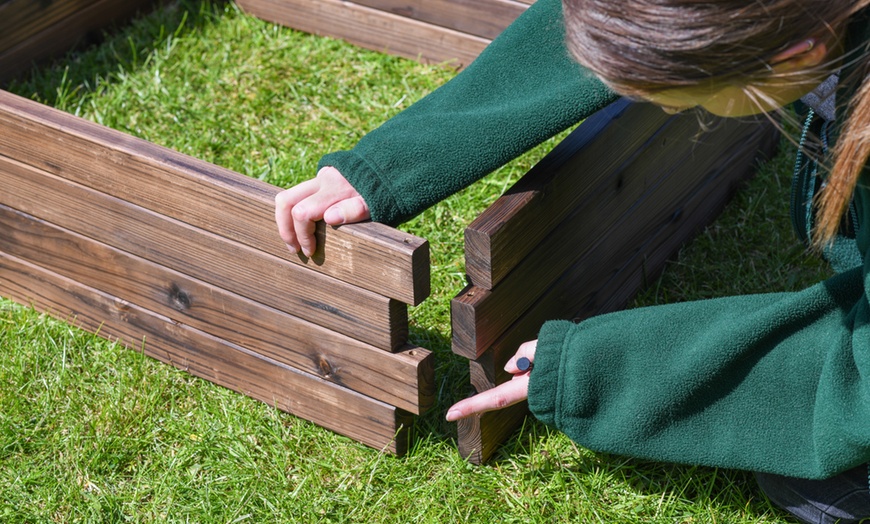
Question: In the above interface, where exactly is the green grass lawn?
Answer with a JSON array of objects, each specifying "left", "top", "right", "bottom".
[{"left": 1, "top": 1, "right": 833, "bottom": 522}]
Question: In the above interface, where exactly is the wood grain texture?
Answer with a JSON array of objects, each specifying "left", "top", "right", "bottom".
[
  {"left": 0, "top": 0, "right": 156, "bottom": 84},
  {"left": 464, "top": 100, "right": 669, "bottom": 290},
  {"left": 235, "top": 0, "right": 490, "bottom": 68},
  {"left": 471, "top": 127, "right": 779, "bottom": 389},
  {"left": 456, "top": 399, "right": 529, "bottom": 463},
  {"left": 0, "top": 154, "right": 410, "bottom": 350},
  {"left": 0, "top": 203, "right": 434, "bottom": 414},
  {"left": 352, "top": 0, "right": 527, "bottom": 40},
  {"left": 453, "top": 105, "right": 775, "bottom": 358},
  {"left": 454, "top": 99, "right": 779, "bottom": 462},
  {"left": 0, "top": 90, "right": 430, "bottom": 306},
  {"left": 0, "top": 251, "right": 412, "bottom": 455}
]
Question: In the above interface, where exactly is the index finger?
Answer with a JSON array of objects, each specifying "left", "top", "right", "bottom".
[{"left": 445, "top": 376, "right": 529, "bottom": 421}]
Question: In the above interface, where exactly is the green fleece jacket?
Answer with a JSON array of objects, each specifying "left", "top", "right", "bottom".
[{"left": 321, "top": 0, "right": 870, "bottom": 479}]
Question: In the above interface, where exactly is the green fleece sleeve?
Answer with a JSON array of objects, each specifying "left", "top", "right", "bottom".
[
  {"left": 318, "top": 0, "right": 617, "bottom": 226},
  {"left": 528, "top": 266, "right": 870, "bottom": 479}
]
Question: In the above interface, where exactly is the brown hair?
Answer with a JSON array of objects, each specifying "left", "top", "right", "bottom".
[{"left": 563, "top": 0, "right": 870, "bottom": 247}]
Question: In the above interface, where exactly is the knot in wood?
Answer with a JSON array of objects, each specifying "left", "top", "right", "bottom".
[
  {"left": 317, "top": 357, "right": 334, "bottom": 378},
  {"left": 168, "top": 283, "right": 192, "bottom": 311}
]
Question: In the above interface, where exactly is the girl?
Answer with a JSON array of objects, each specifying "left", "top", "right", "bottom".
[{"left": 275, "top": 1, "right": 870, "bottom": 521}]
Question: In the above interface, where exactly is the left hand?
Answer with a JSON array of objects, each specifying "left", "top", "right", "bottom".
[{"left": 446, "top": 340, "right": 537, "bottom": 421}]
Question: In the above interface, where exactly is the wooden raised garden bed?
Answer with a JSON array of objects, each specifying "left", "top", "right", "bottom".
[{"left": 0, "top": 0, "right": 778, "bottom": 460}]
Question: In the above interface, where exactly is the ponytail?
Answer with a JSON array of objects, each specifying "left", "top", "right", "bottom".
[{"left": 815, "top": 67, "right": 870, "bottom": 247}]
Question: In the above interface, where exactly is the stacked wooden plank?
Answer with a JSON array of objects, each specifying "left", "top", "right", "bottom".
[
  {"left": 235, "top": 0, "right": 533, "bottom": 67},
  {"left": 0, "top": 89, "right": 434, "bottom": 454},
  {"left": 0, "top": 0, "right": 157, "bottom": 84},
  {"left": 452, "top": 99, "right": 780, "bottom": 464}
]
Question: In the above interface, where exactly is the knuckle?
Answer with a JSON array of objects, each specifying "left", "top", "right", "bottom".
[
  {"left": 491, "top": 393, "right": 511, "bottom": 409},
  {"left": 290, "top": 204, "right": 311, "bottom": 222}
]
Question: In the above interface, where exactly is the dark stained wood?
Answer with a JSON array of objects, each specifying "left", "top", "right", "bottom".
[
  {"left": 457, "top": 141, "right": 771, "bottom": 460},
  {"left": 464, "top": 100, "right": 671, "bottom": 290},
  {"left": 0, "top": 0, "right": 157, "bottom": 84},
  {"left": 454, "top": 99, "right": 779, "bottom": 462},
  {"left": 0, "top": 90, "right": 430, "bottom": 306},
  {"left": 466, "top": 119, "right": 774, "bottom": 428},
  {"left": 1, "top": 0, "right": 95, "bottom": 53},
  {"left": 0, "top": 154, "right": 408, "bottom": 351},
  {"left": 0, "top": 203, "right": 434, "bottom": 414},
  {"left": 456, "top": 401, "right": 529, "bottom": 463},
  {"left": 0, "top": 251, "right": 413, "bottom": 455},
  {"left": 235, "top": 0, "right": 490, "bottom": 68},
  {"left": 453, "top": 105, "right": 776, "bottom": 358},
  {"left": 352, "top": 0, "right": 528, "bottom": 40}
]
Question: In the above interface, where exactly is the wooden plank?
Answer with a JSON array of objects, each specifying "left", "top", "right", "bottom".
[
  {"left": 0, "top": 154, "right": 408, "bottom": 350},
  {"left": 456, "top": 401, "right": 529, "bottom": 464},
  {"left": 0, "top": 0, "right": 156, "bottom": 84},
  {"left": 1, "top": 0, "right": 96, "bottom": 53},
  {"left": 0, "top": 251, "right": 412, "bottom": 455},
  {"left": 456, "top": 123, "right": 779, "bottom": 463},
  {"left": 0, "top": 202, "right": 434, "bottom": 414},
  {"left": 0, "top": 90, "right": 430, "bottom": 306},
  {"left": 464, "top": 100, "right": 668, "bottom": 290},
  {"left": 351, "top": 0, "right": 528, "bottom": 40},
  {"left": 452, "top": 107, "right": 769, "bottom": 358},
  {"left": 235, "top": 0, "right": 490, "bottom": 67},
  {"left": 481, "top": 148, "right": 760, "bottom": 373}
]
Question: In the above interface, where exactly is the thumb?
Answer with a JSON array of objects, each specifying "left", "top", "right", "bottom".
[{"left": 323, "top": 196, "right": 370, "bottom": 225}]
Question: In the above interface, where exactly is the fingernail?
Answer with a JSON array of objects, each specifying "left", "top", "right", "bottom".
[
  {"left": 286, "top": 243, "right": 299, "bottom": 253},
  {"left": 446, "top": 409, "right": 461, "bottom": 421}
]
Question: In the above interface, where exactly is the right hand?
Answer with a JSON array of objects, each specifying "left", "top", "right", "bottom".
[
  {"left": 275, "top": 166, "right": 370, "bottom": 256},
  {"left": 445, "top": 340, "right": 537, "bottom": 421}
]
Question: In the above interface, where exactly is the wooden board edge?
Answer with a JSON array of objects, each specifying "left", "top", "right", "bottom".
[{"left": 454, "top": 126, "right": 779, "bottom": 462}]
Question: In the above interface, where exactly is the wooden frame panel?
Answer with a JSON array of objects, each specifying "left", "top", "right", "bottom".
[
  {"left": 0, "top": 91, "right": 435, "bottom": 451},
  {"left": 454, "top": 99, "right": 779, "bottom": 463},
  {"left": 0, "top": 252, "right": 413, "bottom": 454},
  {"left": 351, "top": 0, "right": 528, "bottom": 40},
  {"left": 0, "top": 203, "right": 432, "bottom": 414},
  {"left": 0, "top": 91, "right": 430, "bottom": 307},
  {"left": 236, "top": 0, "right": 501, "bottom": 67},
  {"left": 0, "top": 0, "right": 157, "bottom": 83}
]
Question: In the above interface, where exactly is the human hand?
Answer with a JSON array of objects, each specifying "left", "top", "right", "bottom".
[
  {"left": 445, "top": 340, "right": 537, "bottom": 421},
  {"left": 274, "top": 166, "right": 370, "bottom": 256}
]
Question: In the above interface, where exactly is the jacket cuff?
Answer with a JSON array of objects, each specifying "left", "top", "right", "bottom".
[
  {"left": 318, "top": 150, "right": 407, "bottom": 226},
  {"left": 527, "top": 319, "right": 575, "bottom": 428}
]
